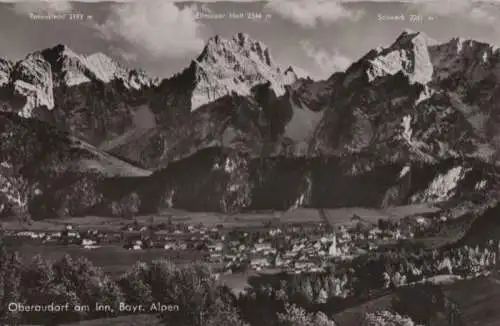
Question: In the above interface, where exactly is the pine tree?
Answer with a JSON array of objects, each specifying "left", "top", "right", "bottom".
[{"left": 118, "top": 262, "right": 153, "bottom": 307}]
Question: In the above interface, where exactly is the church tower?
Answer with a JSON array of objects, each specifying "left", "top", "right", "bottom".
[{"left": 328, "top": 233, "right": 337, "bottom": 257}]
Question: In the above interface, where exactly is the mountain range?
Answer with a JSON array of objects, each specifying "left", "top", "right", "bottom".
[{"left": 1, "top": 29, "right": 500, "bottom": 222}]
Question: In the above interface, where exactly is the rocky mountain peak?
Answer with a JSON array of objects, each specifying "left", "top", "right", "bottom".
[
  {"left": 368, "top": 30, "right": 434, "bottom": 85},
  {"left": 343, "top": 29, "right": 435, "bottom": 87},
  {"left": 198, "top": 32, "right": 274, "bottom": 67},
  {"left": 4, "top": 30, "right": 500, "bottom": 218},
  {"left": 36, "top": 44, "right": 158, "bottom": 90},
  {"left": 189, "top": 33, "right": 296, "bottom": 111},
  {"left": 394, "top": 29, "right": 438, "bottom": 47},
  {"left": 0, "top": 43, "right": 159, "bottom": 118}
]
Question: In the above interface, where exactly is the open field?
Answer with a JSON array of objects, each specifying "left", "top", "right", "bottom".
[
  {"left": 218, "top": 270, "right": 259, "bottom": 294},
  {"left": 1, "top": 216, "right": 129, "bottom": 232},
  {"left": 2, "top": 211, "right": 285, "bottom": 232},
  {"left": 9, "top": 243, "right": 206, "bottom": 278},
  {"left": 2, "top": 204, "right": 442, "bottom": 233},
  {"left": 320, "top": 204, "right": 441, "bottom": 226},
  {"left": 9, "top": 241, "right": 249, "bottom": 288}
]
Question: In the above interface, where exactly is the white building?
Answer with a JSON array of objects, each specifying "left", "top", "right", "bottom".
[
  {"left": 328, "top": 233, "right": 337, "bottom": 257},
  {"left": 254, "top": 243, "right": 272, "bottom": 252}
]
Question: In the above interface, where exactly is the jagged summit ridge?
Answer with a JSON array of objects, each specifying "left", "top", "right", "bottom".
[
  {"left": 2, "top": 44, "right": 159, "bottom": 117},
  {"left": 42, "top": 44, "right": 93, "bottom": 86},
  {"left": 365, "top": 30, "right": 434, "bottom": 85},
  {"left": 198, "top": 33, "right": 275, "bottom": 67},
  {"left": 41, "top": 44, "right": 158, "bottom": 89},
  {"left": 190, "top": 32, "right": 297, "bottom": 111},
  {"left": 428, "top": 36, "right": 500, "bottom": 84}
]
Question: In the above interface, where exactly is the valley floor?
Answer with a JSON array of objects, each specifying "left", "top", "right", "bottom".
[{"left": 3, "top": 204, "right": 441, "bottom": 232}]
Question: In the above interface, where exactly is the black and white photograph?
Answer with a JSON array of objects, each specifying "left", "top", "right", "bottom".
[{"left": 1, "top": 0, "right": 500, "bottom": 325}]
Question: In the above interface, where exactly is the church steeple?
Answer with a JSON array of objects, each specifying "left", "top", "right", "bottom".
[{"left": 329, "top": 233, "right": 337, "bottom": 257}]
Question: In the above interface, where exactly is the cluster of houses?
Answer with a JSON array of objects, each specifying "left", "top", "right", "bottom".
[
  {"left": 10, "top": 225, "right": 104, "bottom": 249},
  {"left": 214, "top": 220, "right": 422, "bottom": 275},
  {"left": 4, "top": 212, "right": 440, "bottom": 277}
]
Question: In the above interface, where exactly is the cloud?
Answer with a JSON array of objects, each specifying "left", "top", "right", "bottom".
[
  {"left": 264, "top": 0, "right": 364, "bottom": 28},
  {"left": 95, "top": 1, "right": 206, "bottom": 60},
  {"left": 412, "top": 0, "right": 500, "bottom": 26},
  {"left": 9, "top": 1, "right": 72, "bottom": 16},
  {"left": 0, "top": 0, "right": 264, "bottom": 3},
  {"left": 300, "top": 40, "right": 351, "bottom": 79}
]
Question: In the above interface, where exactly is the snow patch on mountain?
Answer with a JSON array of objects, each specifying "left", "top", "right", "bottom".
[
  {"left": 401, "top": 115, "right": 413, "bottom": 143},
  {"left": 190, "top": 33, "right": 297, "bottom": 111},
  {"left": 415, "top": 85, "right": 433, "bottom": 105},
  {"left": 399, "top": 114, "right": 434, "bottom": 158},
  {"left": 399, "top": 165, "right": 410, "bottom": 178},
  {"left": 412, "top": 166, "right": 468, "bottom": 203},
  {"left": 12, "top": 53, "right": 54, "bottom": 117},
  {"left": 366, "top": 30, "right": 434, "bottom": 85},
  {"left": 475, "top": 179, "right": 487, "bottom": 191}
]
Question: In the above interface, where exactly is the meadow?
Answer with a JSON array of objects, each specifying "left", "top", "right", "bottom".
[{"left": 2, "top": 204, "right": 442, "bottom": 233}]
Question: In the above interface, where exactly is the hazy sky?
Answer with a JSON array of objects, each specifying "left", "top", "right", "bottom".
[{"left": 0, "top": 0, "right": 499, "bottom": 80}]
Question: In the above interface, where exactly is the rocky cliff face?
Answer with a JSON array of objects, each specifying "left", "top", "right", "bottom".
[
  {"left": 189, "top": 32, "right": 298, "bottom": 110},
  {"left": 0, "top": 44, "right": 158, "bottom": 151},
  {"left": 87, "top": 147, "right": 497, "bottom": 215},
  {"left": 1, "top": 30, "right": 500, "bottom": 219},
  {"left": 312, "top": 31, "right": 488, "bottom": 163},
  {"left": 110, "top": 33, "right": 322, "bottom": 168}
]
